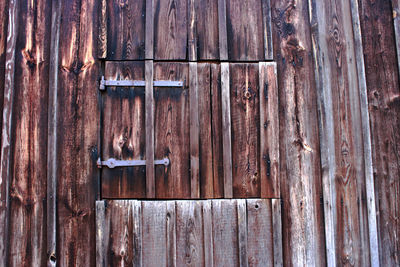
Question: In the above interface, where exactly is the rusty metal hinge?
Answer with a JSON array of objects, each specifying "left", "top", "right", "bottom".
[
  {"left": 97, "top": 157, "right": 170, "bottom": 169},
  {"left": 99, "top": 76, "right": 183, "bottom": 90}
]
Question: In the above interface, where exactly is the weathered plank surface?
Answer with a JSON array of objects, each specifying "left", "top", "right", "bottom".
[
  {"left": 97, "top": 199, "right": 280, "bottom": 266},
  {"left": 0, "top": 0, "right": 9, "bottom": 151},
  {"left": 195, "top": 0, "right": 219, "bottom": 60},
  {"left": 154, "top": 62, "right": 190, "bottom": 198},
  {"left": 393, "top": 0, "right": 400, "bottom": 80},
  {"left": 101, "top": 61, "right": 146, "bottom": 199},
  {"left": 0, "top": 0, "right": 18, "bottom": 264},
  {"left": 145, "top": 60, "right": 155, "bottom": 198},
  {"left": 271, "top": 0, "right": 326, "bottom": 265},
  {"left": 106, "top": 0, "right": 145, "bottom": 60},
  {"left": 359, "top": 0, "right": 400, "bottom": 265},
  {"left": 310, "top": 0, "right": 372, "bottom": 265},
  {"left": 154, "top": 0, "right": 187, "bottom": 59},
  {"left": 225, "top": 0, "right": 264, "bottom": 61},
  {"left": 198, "top": 63, "right": 214, "bottom": 198},
  {"left": 211, "top": 64, "right": 224, "bottom": 198},
  {"left": 230, "top": 63, "right": 260, "bottom": 198},
  {"left": 7, "top": 0, "right": 51, "bottom": 266},
  {"left": 259, "top": 62, "right": 280, "bottom": 198},
  {"left": 261, "top": 0, "right": 273, "bottom": 60},
  {"left": 56, "top": 0, "right": 99, "bottom": 265}
]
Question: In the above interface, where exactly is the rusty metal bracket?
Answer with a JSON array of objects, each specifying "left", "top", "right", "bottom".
[
  {"left": 99, "top": 76, "right": 183, "bottom": 90},
  {"left": 97, "top": 157, "right": 170, "bottom": 169}
]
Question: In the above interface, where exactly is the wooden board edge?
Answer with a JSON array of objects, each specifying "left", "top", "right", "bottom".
[
  {"left": 393, "top": 0, "right": 400, "bottom": 82},
  {"left": 190, "top": 62, "right": 200, "bottom": 198},
  {"left": 237, "top": 199, "right": 248, "bottom": 267},
  {"left": 218, "top": 0, "right": 228, "bottom": 60},
  {"left": 349, "top": 0, "right": 380, "bottom": 265},
  {"left": 98, "top": 0, "right": 107, "bottom": 58},
  {"left": 188, "top": 0, "right": 197, "bottom": 61},
  {"left": 95, "top": 201, "right": 106, "bottom": 267},
  {"left": 145, "top": 0, "right": 154, "bottom": 59},
  {"left": 145, "top": 60, "right": 155, "bottom": 198},
  {"left": 261, "top": 0, "right": 274, "bottom": 60},
  {"left": 271, "top": 199, "right": 283, "bottom": 267}
]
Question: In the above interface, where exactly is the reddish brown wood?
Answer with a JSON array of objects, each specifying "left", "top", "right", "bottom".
[
  {"left": 7, "top": 0, "right": 51, "bottom": 265},
  {"left": 56, "top": 0, "right": 99, "bottom": 265},
  {"left": 154, "top": 62, "right": 190, "bottom": 199},
  {"left": 230, "top": 63, "right": 260, "bottom": 198},
  {"left": 195, "top": 0, "right": 219, "bottom": 60},
  {"left": 198, "top": 63, "right": 214, "bottom": 198},
  {"left": 210, "top": 64, "right": 224, "bottom": 198},
  {"left": 271, "top": 0, "right": 326, "bottom": 265},
  {"left": 359, "top": 0, "right": 400, "bottom": 265},
  {"left": 101, "top": 61, "right": 146, "bottom": 199},
  {"left": 106, "top": 0, "right": 145, "bottom": 60},
  {"left": 145, "top": 60, "right": 155, "bottom": 198},
  {"left": 154, "top": 0, "right": 188, "bottom": 60},
  {"left": 259, "top": 62, "right": 280, "bottom": 198},
  {"left": 0, "top": 0, "right": 9, "bottom": 152}
]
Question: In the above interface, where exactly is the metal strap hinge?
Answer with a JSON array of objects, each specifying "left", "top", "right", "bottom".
[
  {"left": 97, "top": 157, "right": 170, "bottom": 169},
  {"left": 99, "top": 76, "right": 183, "bottom": 90}
]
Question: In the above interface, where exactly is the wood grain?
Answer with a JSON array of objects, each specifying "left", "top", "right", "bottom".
[
  {"left": 237, "top": 199, "right": 248, "bottom": 267},
  {"left": 271, "top": 199, "right": 283, "bottom": 267},
  {"left": 56, "top": 0, "right": 99, "bottom": 265},
  {"left": 189, "top": 62, "right": 200, "bottom": 198},
  {"left": 225, "top": 0, "right": 264, "bottom": 61},
  {"left": 145, "top": 60, "right": 155, "bottom": 198},
  {"left": 97, "top": 0, "right": 106, "bottom": 58},
  {"left": 145, "top": 0, "right": 154, "bottom": 59},
  {"left": 393, "top": 0, "right": 400, "bottom": 80},
  {"left": 0, "top": 0, "right": 9, "bottom": 157},
  {"left": 271, "top": 0, "right": 326, "bottom": 265},
  {"left": 142, "top": 201, "right": 167, "bottom": 266},
  {"left": 230, "top": 63, "right": 260, "bottom": 198},
  {"left": 0, "top": 0, "right": 18, "bottom": 264},
  {"left": 7, "top": 0, "right": 51, "bottom": 265},
  {"left": 210, "top": 64, "right": 224, "bottom": 198},
  {"left": 154, "top": 62, "right": 190, "bottom": 199},
  {"left": 359, "top": 0, "right": 400, "bottom": 265},
  {"left": 106, "top": 0, "right": 145, "bottom": 60},
  {"left": 198, "top": 63, "right": 213, "bottom": 198},
  {"left": 47, "top": 0, "right": 61, "bottom": 265},
  {"left": 154, "top": 0, "right": 187, "bottom": 59},
  {"left": 310, "top": 0, "right": 373, "bottom": 265},
  {"left": 212, "top": 199, "right": 238, "bottom": 266},
  {"left": 188, "top": 0, "right": 197, "bottom": 61},
  {"left": 220, "top": 63, "right": 233, "bottom": 198},
  {"left": 259, "top": 62, "right": 280, "bottom": 198},
  {"left": 195, "top": 0, "right": 219, "bottom": 60},
  {"left": 101, "top": 61, "right": 146, "bottom": 199},
  {"left": 218, "top": 0, "right": 228, "bottom": 60},
  {"left": 202, "top": 200, "right": 213, "bottom": 267},
  {"left": 261, "top": 0, "right": 273, "bottom": 60},
  {"left": 246, "top": 199, "right": 273, "bottom": 267}
]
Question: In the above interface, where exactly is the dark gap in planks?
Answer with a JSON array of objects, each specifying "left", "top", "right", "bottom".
[{"left": 98, "top": 59, "right": 106, "bottom": 200}]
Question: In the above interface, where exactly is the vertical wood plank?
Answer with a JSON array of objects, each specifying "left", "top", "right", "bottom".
[
  {"left": 261, "top": 0, "right": 273, "bottom": 60},
  {"left": 8, "top": 0, "right": 51, "bottom": 265},
  {"left": 96, "top": 201, "right": 106, "bottom": 267},
  {"left": 271, "top": 0, "right": 326, "bottom": 265},
  {"left": 195, "top": 0, "right": 219, "bottom": 60},
  {"left": 237, "top": 199, "right": 248, "bottom": 267},
  {"left": 0, "top": 0, "right": 9, "bottom": 153},
  {"left": 176, "top": 201, "right": 204, "bottom": 266},
  {"left": 153, "top": 0, "right": 188, "bottom": 59},
  {"left": 218, "top": 0, "right": 228, "bottom": 60},
  {"left": 211, "top": 64, "right": 224, "bottom": 198},
  {"left": 189, "top": 62, "right": 200, "bottom": 198},
  {"left": 166, "top": 201, "right": 176, "bottom": 267},
  {"left": 188, "top": 0, "right": 197, "bottom": 61},
  {"left": 202, "top": 200, "right": 213, "bottom": 267},
  {"left": 220, "top": 63, "right": 232, "bottom": 198},
  {"left": 106, "top": 0, "right": 145, "bottom": 60},
  {"left": 310, "top": 0, "right": 373, "bottom": 265},
  {"left": 212, "top": 200, "right": 239, "bottom": 266},
  {"left": 142, "top": 201, "right": 167, "bottom": 267},
  {"left": 132, "top": 201, "right": 143, "bottom": 267},
  {"left": 230, "top": 63, "right": 260, "bottom": 198},
  {"left": 198, "top": 63, "right": 213, "bottom": 198},
  {"left": 145, "top": 0, "right": 153, "bottom": 59},
  {"left": 225, "top": 0, "right": 264, "bottom": 61},
  {"left": 97, "top": 0, "right": 106, "bottom": 58},
  {"left": 247, "top": 199, "right": 273, "bottom": 267},
  {"left": 393, "top": 0, "right": 400, "bottom": 80},
  {"left": 359, "top": 0, "right": 400, "bottom": 265},
  {"left": 350, "top": 0, "right": 379, "bottom": 265},
  {"left": 56, "top": 0, "right": 100, "bottom": 264},
  {"left": 154, "top": 63, "right": 190, "bottom": 199},
  {"left": 271, "top": 199, "right": 283, "bottom": 267},
  {"left": 0, "top": 0, "right": 18, "bottom": 264},
  {"left": 145, "top": 60, "right": 155, "bottom": 198},
  {"left": 259, "top": 62, "right": 280, "bottom": 198},
  {"left": 47, "top": 0, "right": 61, "bottom": 265}
]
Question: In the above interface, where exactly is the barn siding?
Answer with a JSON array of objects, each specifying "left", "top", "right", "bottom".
[{"left": 0, "top": 0, "right": 399, "bottom": 266}]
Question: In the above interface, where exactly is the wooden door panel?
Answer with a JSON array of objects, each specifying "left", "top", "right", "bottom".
[{"left": 101, "top": 61, "right": 146, "bottom": 198}]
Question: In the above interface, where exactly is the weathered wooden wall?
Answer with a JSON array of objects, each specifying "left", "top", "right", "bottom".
[{"left": 0, "top": 0, "right": 399, "bottom": 266}]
